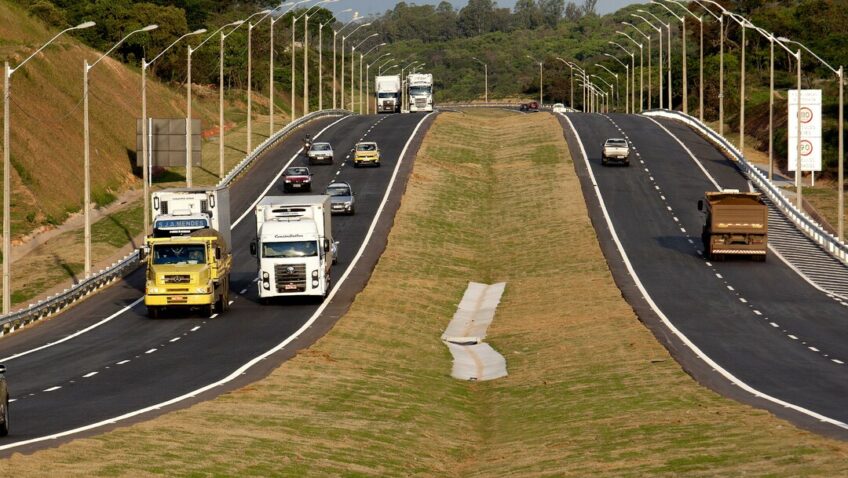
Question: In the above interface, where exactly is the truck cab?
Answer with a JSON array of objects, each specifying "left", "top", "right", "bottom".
[
  {"left": 407, "top": 73, "right": 433, "bottom": 112},
  {"left": 375, "top": 75, "right": 401, "bottom": 113},
  {"left": 251, "top": 196, "right": 335, "bottom": 301}
]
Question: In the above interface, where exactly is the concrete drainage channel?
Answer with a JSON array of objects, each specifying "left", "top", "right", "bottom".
[{"left": 442, "top": 282, "right": 507, "bottom": 381}]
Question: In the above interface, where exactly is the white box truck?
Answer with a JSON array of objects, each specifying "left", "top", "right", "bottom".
[
  {"left": 250, "top": 196, "right": 336, "bottom": 301},
  {"left": 407, "top": 73, "right": 433, "bottom": 112},
  {"left": 375, "top": 75, "right": 401, "bottom": 113},
  {"left": 150, "top": 187, "right": 231, "bottom": 253}
]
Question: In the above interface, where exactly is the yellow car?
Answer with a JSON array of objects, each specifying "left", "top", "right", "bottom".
[{"left": 353, "top": 142, "right": 381, "bottom": 167}]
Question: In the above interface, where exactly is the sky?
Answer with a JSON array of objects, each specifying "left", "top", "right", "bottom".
[{"left": 323, "top": 0, "right": 645, "bottom": 19}]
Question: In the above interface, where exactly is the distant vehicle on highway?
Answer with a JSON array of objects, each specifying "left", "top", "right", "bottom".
[
  {"left": 353, "top": 142, "right": 381, "bottom": 167},
  {"left": 552, "top": 103, "right": 566, "bottom": 113},
  {"left": 326, "top": 181, "right": 356, "bottom": 215},
  {"left": 601, "top": 138, "right": 631, "bottom": 166},
  {"left": 0, "top": 364, "right": 8, "bottom": 436},
  {"left": 283, "top": 167, "right": 313, "bottom": 192},
  {"left": 307, "top": 142, "right": 334, "bottom": 165},
  {"left": 519, "top": 101, "right": 539, "bottom": 112},
  {"left": 698, "top": 190, "right": 768, "bottom": 261}
]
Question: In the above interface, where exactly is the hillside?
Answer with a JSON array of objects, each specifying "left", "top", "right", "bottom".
[{"left": 0, "top": 0, "right": 221, "bottom": 240}]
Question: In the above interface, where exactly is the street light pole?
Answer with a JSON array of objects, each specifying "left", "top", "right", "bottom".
[
  {"left": 616, "top": 31, "right": 643, "bottom": 112},
  {"left": 639, "top": 10, "right": 671, "bottom": 109},
  {"left": 219, "top": 20, "right": 249, "bottom": 177},
  {"left": 351, "top": 33, "right": 379, "bottom": 112},
  {"left": 359, "top": 43, "right": 385, "bottom": 114},
  {"left": 595, "top": 63, "right": 619, "bottom": 112},
  {"left": 653, "top": 1, "right": 686, "bottom": 113},
  {"left": 633, "top": 14, "right": 663, "bottom": 109},
  {"left": 246, "top": 10, "right": 273, "bottom": 154},
  {"left": 604, "top": 54, "right": 628, "bottom": 113},
  {"left": 90, "top": 24, "right": 157, "bottom": 277},
  {"left": 333, "top": 12, "right": 360, "bottom": 110},
  {"left": 697, "top": 0, "right": 726, "bottom": 135},
  {"left": 665, "top": 0, "right": 703, "bottom": 120},
  {"left": 623, "top": 21, "right": 651, "bottom": 110},
  {"left": 2, "top": 20, "right": 96, "bottom": 312},
  {"left": 724, "top": 12, "right": 749, "bottom": 155},
  {"left": 609, "top": 42, "right": 635, "bottom": 113}
]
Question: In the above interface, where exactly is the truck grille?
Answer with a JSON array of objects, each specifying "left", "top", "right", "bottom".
[
  {"left": 415, "top": 98, "right": 426, "bottom": 108},
  {"left": 164, "top": 275, "right": 191, "bottom": 284},
  {"left": 274, "top": 264, "right": 306, "bottom": 293}
]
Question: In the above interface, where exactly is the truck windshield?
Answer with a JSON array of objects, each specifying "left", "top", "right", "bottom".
[
  {"left": 378, "top": 93, "right": 398, "bottom": 99},
  {"left": 152, "top": 244, "right": 206, "bottom": 265},
  {"left": 263, "top": 241, "right": 318, "bottom": 258},
  {"left": 409, "top": 86, "right": 431, "bottom": 96}
]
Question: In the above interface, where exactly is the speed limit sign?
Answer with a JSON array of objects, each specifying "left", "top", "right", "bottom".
[{"left": 788, "top": 90, "right": 822, "bottom": 172}]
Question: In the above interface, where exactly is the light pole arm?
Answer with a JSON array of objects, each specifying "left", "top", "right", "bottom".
[
  {"left": 691, "top": 0, "right": 722, "bottom": 20},
  {"left": 12, "top": 21, "right": 96, "bottom": 73},
  {"left": 621, "top": 22, "right": 650, "bottom": 40},
  {"left": 651, "top": 1, "right": 684, "bottom": 22},
  {"left": 193, "top": 20, "right": 244, "bottom": 52},
  {"left": 146, "top": 29, "right": 206, "bottom": 68},
  {"left": 91, "top": 24, "right": 158, "bottom": 69}
]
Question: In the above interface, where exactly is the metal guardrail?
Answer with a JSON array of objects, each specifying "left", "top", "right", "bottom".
[
  {"left": 0, "top": 109, "right": 351, "bottom": 337},
  {"left": 643, "top": 109, "right": 848, "bottom": 265}
]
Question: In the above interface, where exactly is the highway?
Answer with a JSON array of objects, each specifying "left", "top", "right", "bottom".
[
  {"left": 561, "top": 112, "right": 848, "bottom": 438},
  {"left": 0, "top": 111, "right": 435, "bottom": 453}
]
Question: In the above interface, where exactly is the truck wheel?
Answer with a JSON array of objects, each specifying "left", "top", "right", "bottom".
[
  {"left": 624, "top": 159, "right": 630, "bottom": 167},
  {"left": 147, "top": 306, "right": 160, "bottom": 319},
  {"left": 0, "top": 396, "right": 8, "bottom": 437},
  {"left": 205, "top": 303, "right": 215, "bottom": 318},
  {"left": 601, "top": 157, "right": 608, "bottom": 166}
]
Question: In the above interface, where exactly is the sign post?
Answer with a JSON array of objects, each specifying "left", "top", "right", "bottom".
[{"left": 788, "top": 89, "right": 823, "bottom": 179}]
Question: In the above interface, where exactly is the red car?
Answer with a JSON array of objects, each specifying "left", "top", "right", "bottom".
[{"left": 283, "top": 166, "right": 313, "bottom": 193}]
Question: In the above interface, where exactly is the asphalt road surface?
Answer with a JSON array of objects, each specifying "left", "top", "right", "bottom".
[
  {"left": 561, "top": 112, "right": 848, "bottom": 439},
  {"left": 0, "top": 111, "right": 435, "bottom": 453}
]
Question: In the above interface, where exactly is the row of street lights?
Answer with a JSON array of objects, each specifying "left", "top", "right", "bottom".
[{"left": 1, "top": 2, "right": 390, "bottom": 313}]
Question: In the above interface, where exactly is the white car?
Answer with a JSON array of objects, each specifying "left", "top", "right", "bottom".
[
  {"left": 307, "top": 142, "right": 334, "bottom": 165},
  {"left": 552, "top": 103, "right": 567, "bottom": 113}
]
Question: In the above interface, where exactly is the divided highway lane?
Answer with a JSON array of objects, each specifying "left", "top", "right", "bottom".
[
  {"left": 0, "top": 112, "right": 434, "bottom": 452},
  {"left": 561, "top": 112, "right": 848, "bottom": 437}
]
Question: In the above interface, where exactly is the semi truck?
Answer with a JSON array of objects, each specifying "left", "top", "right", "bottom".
[
  {"left": 698, "top": 190, "right": 768, "bottom": 261},
  {"left": 251, "top": 196, "right": 336, "bottom": 301},
  {"left": 375, "top": 75, "right": 401, "bottom": 113},
  {"left": 407, "top": 73, "right": 433, "bottom": 112},
  {"left": 145, "top": 187, "right": 233, "bottom": 318}
]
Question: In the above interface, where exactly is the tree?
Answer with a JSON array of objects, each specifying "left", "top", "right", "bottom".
[
  {"left": 513, "top": 0, "right": 544, "bottom": 30},
  {"left": 581, "top": 0, "right": 598, "bottom": 16},
  {"left": 458, "top": 0, "right": 497, "bottom": 36},
  {"left": 539, "top": 0, "right": 565, "bottom": 28},
  {"left": 564, "top": 2, "right": 582, "bottom": 21}
]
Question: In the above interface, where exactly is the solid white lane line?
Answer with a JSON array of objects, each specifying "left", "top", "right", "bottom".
[
  {"left": 170, "top": 337, "right": 181, "bottom": 343},
  {"left": 83, "top": 372, "right": 98, "bottom": 378},
  {"left": 0, "top": 112, "right": 437, "bottom": 453},
  {"left": 559, "top": 113, "right": 848, "bottom": 432},
  {"left": 1, "top": 297, "right": 144, "bottom": 363},
  {"left": 43, "top": 386, "right": 61, "bottom": 392}
]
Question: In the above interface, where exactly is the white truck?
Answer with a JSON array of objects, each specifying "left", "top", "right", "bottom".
[
  {"left": 375, "top": 75, "right": 401, "bottom": 114},
  {"left": 150, "top": 187, "right": 232, "bottom": 252},
  {"left": 407, "top": 73, "right": 433, "bottom": 112},
  {"left": 250, "top": 196, "right": 336, "bottom": 301}
]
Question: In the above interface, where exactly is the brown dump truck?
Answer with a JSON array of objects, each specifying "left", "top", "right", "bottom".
[{"left": 698, "top": 190, "right": 768, "bottom": 261}]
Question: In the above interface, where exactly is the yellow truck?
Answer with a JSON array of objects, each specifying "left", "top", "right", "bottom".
[
  {"left": 145, "top": 228, "right": 231, "bottom": 318},
  {"left": 698, "top": 190, "right": 768, "bottom": 261}
]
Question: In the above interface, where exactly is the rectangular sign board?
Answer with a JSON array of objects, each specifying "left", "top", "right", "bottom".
[
  {"left": 136, "top": 119, "right": 202, "bottom": 168},
  {"left": 787, "top": 89, "right": 822, "bottom": 172}
]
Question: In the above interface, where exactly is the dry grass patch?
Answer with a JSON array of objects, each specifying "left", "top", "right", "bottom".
[{"left": 3, "top": 109, "right": 848, "bottom": 476}]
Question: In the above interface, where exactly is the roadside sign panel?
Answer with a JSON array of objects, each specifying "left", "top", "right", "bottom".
[{"left": 787, "top": 89, "right": 822, "bottom": 172}]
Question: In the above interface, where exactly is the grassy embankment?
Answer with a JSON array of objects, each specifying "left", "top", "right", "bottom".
[
  {"left": 0, "top": 0, "right": 301, "bottom": 307},
  {"left": 4, "top": 108, "right": 848, "bottom": 475}
]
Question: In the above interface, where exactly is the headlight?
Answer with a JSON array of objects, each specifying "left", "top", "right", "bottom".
[
  {"left": 147, "top": 286, "right": 160, "bottom": 294},
  {"left": 262, "top": 271, "right": 270, "bottom": 280},
  {"left": 312, "top": 270, "right": 319, "bottom": 279},
  {"left": 344, "top": 201, "right": 352, "bottom": 207},
  {"left": 195, "top": 286, "right": 210, "bottom": 294},
  {"left": 285, "top": 179, "right": 291, "bottom": 183},
  {"left": 312, "top": 280, "right": 319, "bottom": 288}
]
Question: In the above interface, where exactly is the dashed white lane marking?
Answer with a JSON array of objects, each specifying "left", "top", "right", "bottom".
[
  {"left": 809, "top": 346, "right": 820, "bottom": 352},
  {"left": 834, "top": 359, "right": 845, "bottom": 364},
  {"left": 8, "top": 399, "right": 16, "bottom": 403},
  {"left": 145, "top": 348, "right": 157, "bottom": 354},
  {"left": 673, "top": 217, "right": 679, "bottom": 222},
  {"left": 240, "top": 288, "right": 248, "bottom": 294},
  {"left": 788, "top": 335, "right": 798, "bottom": 340},
  {"left": 666, "top": 206, "right": 673, "bottom": 211},
  {"left": 117, "top": 360, "right": 130, "bottom": 365},
  {"left": 228, "top": 300, "right": 234, "bottom": 306},
  {"left": 727, "top": 285, "right": 735, "bottom": 291},
  {"left": 770, "top": 322, "right": 780, "bottom": 328},
  {"left": 209, "top": 314, "right": 218, "bottom": 319},
  {"left": 83, "top": 372, "right": 98, "bottom": 378},
  {"left": 170, "top": 337, "right": 181, "bottom": 343},
  {"left": 739, "top": 298, "right": 748, "bottom": 303},
  {"left": 753, "top": 310, "right": 762, "bottom": 315},
  {"left": 191, "top": 326, "right": 201, "bottom": 332},
  {"left": 43, "top": 386, "right": 61, "bottom": 392}
]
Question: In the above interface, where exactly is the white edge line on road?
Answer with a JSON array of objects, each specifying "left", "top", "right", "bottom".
[
  {"left": 232, "top": 115, "right": 352, "bottom": 228},
  {"left": 1, "top": 116, "right": 352, "bottom": 364},
  {"left": 1, "top": 297, "right": 144, "bottom": 363},
  {"left": 559, "top": 113, "right": 848, "bottom": 431},
  {"left": 0, "top": 111, "right": 436, "bottom": 451}
]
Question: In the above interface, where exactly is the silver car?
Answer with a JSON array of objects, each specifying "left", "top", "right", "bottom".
[
  {"left": 326, "top": 181, "right": 355, "bottom": 215},
  {"left": 0, "top": 364, "right": 8, "bottom": 436},
  {"left": 307, "top": 142, "right": 334, "bottom": 165}
]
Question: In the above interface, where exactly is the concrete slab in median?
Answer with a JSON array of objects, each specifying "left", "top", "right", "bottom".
[{"left": 442, "top": 282, "right": 508, "bottom": 381}]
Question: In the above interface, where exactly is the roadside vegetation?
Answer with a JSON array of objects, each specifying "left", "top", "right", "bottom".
[{"left": 4, "top": 109, "right": 848, "bottom": 476}]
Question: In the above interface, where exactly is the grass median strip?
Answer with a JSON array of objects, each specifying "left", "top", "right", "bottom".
[{"left": 4, "top": 109, "right": 848, "bottom": 475}]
